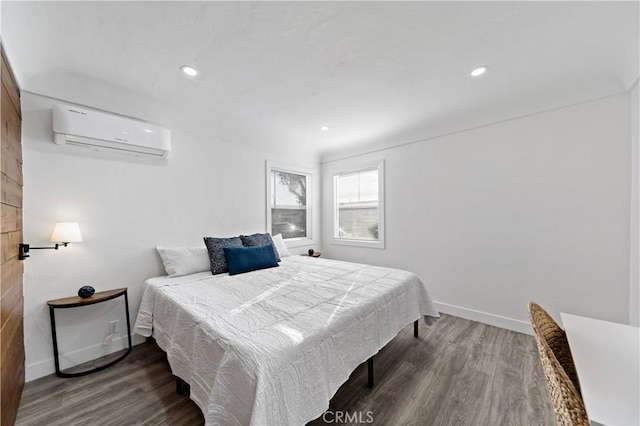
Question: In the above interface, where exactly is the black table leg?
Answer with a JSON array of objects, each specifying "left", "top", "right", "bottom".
[
  {"left": 124, "top": 292, "right": 133, "bottom": 356},
  {"left": 51, "top": 291, "right": 133, "bottom": 378},
  {"left": 49, "top": 307, "right": 62, "bottom": 376}
]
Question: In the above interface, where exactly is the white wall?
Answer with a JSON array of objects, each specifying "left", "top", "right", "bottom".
[
  {"left": 322, "top": 93, "right": 631, "bottom": 333},
  {"left": 21, "top": 72, "right": 634, "bottom": 381},
  {"left": 22, "top": 91, "right": 320, "bottom": 381},
  {"left": 630, "top": 80, "right": 639, "bottom": 326}
]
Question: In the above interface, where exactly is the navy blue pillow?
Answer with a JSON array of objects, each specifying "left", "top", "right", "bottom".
[
  {"left": 240, "top": 233, "right": 281, "bottom": 262},
  {"left": 223, "top": 244, "right": 279, "bottom": 276}
]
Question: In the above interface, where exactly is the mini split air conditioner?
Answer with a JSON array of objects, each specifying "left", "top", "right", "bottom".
[{"left": 53, "top": 104, "right": 171, "bottom": 159}]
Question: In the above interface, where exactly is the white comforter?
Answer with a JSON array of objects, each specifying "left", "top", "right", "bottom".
[{"left": 134, "top": 256, "right": 439, "bottom": 426}]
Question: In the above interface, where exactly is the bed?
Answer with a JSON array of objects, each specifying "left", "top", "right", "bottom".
[{"left": 134, "top": 255, "right": 439, "bottom": 425}]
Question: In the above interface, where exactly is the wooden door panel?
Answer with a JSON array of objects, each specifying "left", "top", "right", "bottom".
[
  {"left": 0, "top": 99, "right": 22, "bottom": 185},
  {"left": 1, "top": 52, "right": 20, "bottom": 121},
  {"left": 0, "top": 258, "right": 23, "bottom": 299},
  {"left": 1, "top": 319, "right": 24, "bottom": 425},
  {"left": 1, "top": 43, "right": 24, "bottom": 426},
  {"left": 0, "top": 231, "right": 21, "bottom": 266},
  {"left": 1, "top": 98, "right": 22, "bottom": 167},
  {"left": 0, "top": 174, "right": 22, "bottom": 209},
  {"left": 1, "top": 144, "right": 23, "bottom": 188},
  {"left": 0, "top": 274, "right": 22, "bottom": 333},
  {"left": 0, "top": 204, "right": 21, "bottom": 234}
]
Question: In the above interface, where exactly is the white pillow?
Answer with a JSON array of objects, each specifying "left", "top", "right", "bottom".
[
  {"left": 156, "top": 246, "right": 211, "bottom": 277},
  {"left": 272, "top": 234, "right": 292, "bottom": 258}
]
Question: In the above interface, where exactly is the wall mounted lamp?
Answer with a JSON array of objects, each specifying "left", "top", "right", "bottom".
[{"left": 19, "top": 222, "right": 82, "bottom": 260}]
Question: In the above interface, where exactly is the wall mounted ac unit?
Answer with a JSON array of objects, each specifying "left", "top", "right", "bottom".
[{"left": 53, "top": 104, "right": 171, "bottom": 159}]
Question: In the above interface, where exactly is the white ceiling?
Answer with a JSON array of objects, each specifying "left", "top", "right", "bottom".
[{"left": 2, "top": 1, "right": 639, "bottom": 161}]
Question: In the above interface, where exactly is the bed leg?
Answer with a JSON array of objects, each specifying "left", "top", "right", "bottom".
[
  {"left": 414, "top": 319, "right": 419, "bottom": 338},
  {"left": 367, "top": 357, "right": 374, "bottom": 388},
  {"left": 176, "top": 377, "right": 189, "bottom": 396}
]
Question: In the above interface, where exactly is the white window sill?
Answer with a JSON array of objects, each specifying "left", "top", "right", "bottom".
[
  {"left": 284, "top": 237, "right": 315, "bottom": 248},
  {"left": 331, "top": 238, "right": 385, "bottom": 249}
]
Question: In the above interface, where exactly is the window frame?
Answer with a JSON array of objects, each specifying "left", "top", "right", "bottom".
[
  {"left": 332, "top": 159, "right": 385, "bottom": 249},
  {"left": 266, "top": 161, "right": 313, "bottom": 248}
]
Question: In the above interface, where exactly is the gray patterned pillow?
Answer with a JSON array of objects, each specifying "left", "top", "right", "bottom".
[
  {"left": 203, "top": 236, "right": 243, "bottom": 275},
  {"left": 240, "top": 233, "right": 281, "bottom": 262}
]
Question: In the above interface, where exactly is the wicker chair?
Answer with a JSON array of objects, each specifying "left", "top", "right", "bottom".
[{"left": 528, "top": 302, "right": 589, "bottom": 426}]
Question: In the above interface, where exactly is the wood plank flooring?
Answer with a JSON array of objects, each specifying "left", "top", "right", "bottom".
[{"left": 16, "top": 314, "right": 555, "bottom": 425}]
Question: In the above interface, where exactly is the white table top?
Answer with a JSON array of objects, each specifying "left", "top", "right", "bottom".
[{"left": 561, "top": 313, "right": 640, "bottom": 426}]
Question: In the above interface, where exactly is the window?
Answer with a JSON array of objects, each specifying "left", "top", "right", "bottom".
[
  {"left": 333, "top": 160, "right": 384, "bottom": 248},
  {"left": 267, "top": 162, "right": 312, "bottom": 245}
]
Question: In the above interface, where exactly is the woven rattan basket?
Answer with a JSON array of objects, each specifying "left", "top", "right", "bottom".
[{"left": 528, "top": 302, "right": 589, "bottom": 426}]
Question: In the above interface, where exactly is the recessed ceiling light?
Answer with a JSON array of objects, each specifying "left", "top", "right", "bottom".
[
  {"left": 470, "top": 66, "right": 488, "bottom": 77},
  {"left": 180, "top": 65, "right": 198, "bottom": 77},
  {"left": 144, "top": 129, "right": 153, "bottom": 133},
  {"left": 320, "top": 126, "right": 330, "bottom": 132}
]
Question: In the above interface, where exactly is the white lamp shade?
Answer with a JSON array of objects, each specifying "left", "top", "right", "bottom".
[{"left": 49, "top": 222, "right": 82, "bottom": 243}]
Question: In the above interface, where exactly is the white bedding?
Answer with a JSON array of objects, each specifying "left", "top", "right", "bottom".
[{"left": 134, "top": 256, "right": 439, "bottom": 426}]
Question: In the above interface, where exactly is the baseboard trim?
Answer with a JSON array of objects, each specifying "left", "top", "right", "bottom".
[
  {"left": 434, "top": 301, "right": 533, "bottom": 335},
  {"left": 26, "top": 334, "right": 146, "bottom": 382}
]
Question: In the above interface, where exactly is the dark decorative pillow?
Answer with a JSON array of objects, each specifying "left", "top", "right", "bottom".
[
  {"left": 223, "top": 244, "right": 279, "bottom": 276},
  {"left": 240, "top": 233, "right": 281, "bottom": 262},
  {"left": 203, "top": 236, "right": 243, "bottom": 275}
]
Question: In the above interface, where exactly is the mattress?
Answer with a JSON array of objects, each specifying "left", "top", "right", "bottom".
[{"left": 134, "top": 256, "right": 439, "bottom": 426}]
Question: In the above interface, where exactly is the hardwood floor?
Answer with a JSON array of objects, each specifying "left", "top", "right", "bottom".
[{"left": 16, "top": 314, "right": 555, "bottom": 425}]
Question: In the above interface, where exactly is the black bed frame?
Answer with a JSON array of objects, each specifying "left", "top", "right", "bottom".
[
  {"left": 366, "top": 319, "right": 419, "bottom": 388},
  {"left": 174, "top": 319, "right": 420, "bottom": 394}
]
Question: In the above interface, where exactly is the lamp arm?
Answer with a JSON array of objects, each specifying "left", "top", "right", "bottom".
[
  {"left": 18, "top": 243, "right": 70, "bottom": 260},
  {"left": 29, "top": 246, "right": 56, "bottom": 250},
  {"left": 30, "top": 243, "right": 69, "bottom": 250}
]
